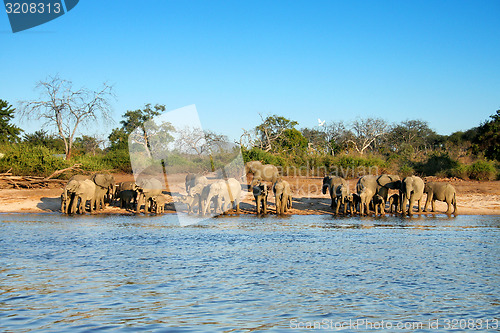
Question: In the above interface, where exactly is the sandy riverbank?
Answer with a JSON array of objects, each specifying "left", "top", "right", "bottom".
[{"left": 1, "top": 174, "right": 499, "bottom": 216}]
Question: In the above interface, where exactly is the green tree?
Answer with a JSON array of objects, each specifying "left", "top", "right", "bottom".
[
  {"left": 0, "top": 99, "right": 22, "bottom": 143},
  {"left": 385, "top": 119, "right": 436, "bottom": 153},
  {"left": 255, "top": 114, "right": 298, "bottom": 152},
  {"left": 73, "top": 135, "right": 103, "bottom": 156},
  {"left": 278, "top": 128, "right": 308, "bottom": 154},
  {"left": 23, "top": 130, "right": 65, "bottom": 151},
  {"left": 109, "top": 104, "right": 175, "bottom": 158},
  {"left": 473, "top": 110, "right": 500, "bottom": 161}
]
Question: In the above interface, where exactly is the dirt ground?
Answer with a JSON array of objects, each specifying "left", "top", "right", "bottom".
[{"left": 0, "top": 173, "right": 499, "bottom": 216}]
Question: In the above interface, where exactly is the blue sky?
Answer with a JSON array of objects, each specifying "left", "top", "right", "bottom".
[{"left": 1, "top": 0, "right": 499, "bottom": 142}]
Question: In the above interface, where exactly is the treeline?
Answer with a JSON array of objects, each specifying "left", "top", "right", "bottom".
[
  {"left": 0, "top": 80, "right": 499, "bottom": 181},
  {"left": 241, "top": 113, "right": 500, "bottom": 180}
]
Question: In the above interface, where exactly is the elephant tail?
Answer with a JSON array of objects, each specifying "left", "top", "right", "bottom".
[{"left": 453, "top": 192, "right": 457, "bottom": 213}]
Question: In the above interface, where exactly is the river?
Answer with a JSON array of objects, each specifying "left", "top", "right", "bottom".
[{"left": 1, "top": 214, "right": 499, "bottom": 332}]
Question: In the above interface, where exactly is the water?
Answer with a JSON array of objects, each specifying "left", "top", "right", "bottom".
[{"left": 1, "top": 214, "right": 499, "bottom": 332}]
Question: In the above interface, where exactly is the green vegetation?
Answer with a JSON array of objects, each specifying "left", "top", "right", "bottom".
[{"left": 1, "top": 89, "right": 498, "bottom": 181}]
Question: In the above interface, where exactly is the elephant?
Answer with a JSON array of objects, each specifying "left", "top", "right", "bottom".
[
  {"left": 335, "top": 183, "right": 350, "bottom": 215},
  {"left": 91, "top": 173, "right": 116, "bottom": 211},
  {"left": 423, "top": 182, "right": 457, "bottom": 215},
  {"left": 273, "top": 179, "right": 292, "bottom": 215},
  {"left": 135, "top": 178, "right": 164, "bottom": 213},
  {"left": 61, "top": 174, "right": 90, "bottom": 211},
  {"left": 253, "top": 182, "right": 269, "bottom": 214},
  {"left": 116, "top": 181, "right": 137, "bottom": 193},
  {"left": 201, "top": 178, "right": 241, "bottom": 215},
  {"left": 119, "top": 190, "right": 137, "bottom": 210},
  {"left": 322, "top": 175, "right": 349, "bottom": 212},
  {"left": 347, "top": 193, "right": 362, "bottom": 214},
  {"left": 244, "top": 161, "right": 279, "bottom": 189},
  {"left": 356, "top": 174, "right": 400, "bottom": 214},
  {"left": 359, "top": 187, "right": 375, "bottom": 215},
  {"left": 372, "top": 194, "right": 385, "bottom": 216},
  {"left": 149, "top": 194, "right": 167, "bottom": 214},
  {"left": 64, "top": 179, "right": 96, "bottom": 214},
  {"left": 401, "top": 176, "right": 425, "bottom": 215},
  {"left": 185, "top": 174, "right": 208, "bottom": 193},
  {"left": 178, "top": 183, "right": 206, "bottom": 214},
  {"left": 388, "top": 193, "right": 400, "bottom": 213}
]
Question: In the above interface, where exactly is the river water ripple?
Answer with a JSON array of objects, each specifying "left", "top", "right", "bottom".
[{"left": 1, "top": 214, "right": 499, "bottom": 332}]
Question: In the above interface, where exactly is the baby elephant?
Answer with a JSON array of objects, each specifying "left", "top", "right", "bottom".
[
  {"left": 346, "top": 193, "right": 361, "bottom": 214},
  {"left": 253, "top": 183, "right": 269, "bottom": 214},
  {"left": 372, "top": 194, "right": 385, "bottom": 216},
  {"left": 423, "top": 182, "right": 457, "bottom": 215},
  {"left": 119, "top": 190, "right": 137, "bottom": 210},
  {"left": 149, "top": 194, "right": 167, "bottom": 214},
  {"left": 388, "top": 193, "right": 400, "bottom": 213}
]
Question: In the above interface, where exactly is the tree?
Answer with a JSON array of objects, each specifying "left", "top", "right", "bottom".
[
  {"left": 385, "top": 120, "right": 436, "bottom": 153},
  {"left": 0, "top": 99, "right": 22, "bottom": 143},
  {"left": 19, "top": 75, "right": 113, "bottom": 159},
  {"left": 278, "top": 128, "right": 308, "bottom": 154},
  {"left": 23, "top": 130, "right": 65, "bottom": 151},
  {"left": 73, "top": 135, "right": 104, "bottom": 156},
  {"left": 301, "top": 121, "right": 348, "bottom": 155},
  {"left": 255, "top": 114, "right": 298, "bottom": 152},
  {"left": 473, "top": 110, "right": 500, "bottom": 161},
  {"left": 112, "top": 104, "right": 175, "bottom": 158},
  {"left": 345, "top": 117, "right": 388, "bottom": 155}
]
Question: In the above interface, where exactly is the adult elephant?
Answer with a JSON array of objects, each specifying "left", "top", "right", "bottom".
[
  {"left": 423, "top": 182, "right": 457, "bottom": 215},
  {"left": 185, "top": 174, "right": 208, "bottom": 193},
  {"left": 135, "top": 178, "right": 164, "bottom": 213},
  {"left": 244, "top": 161, "right": 279, "bottom": 189},
  {"left": 401, "top": 176, "right": 424, "bottom": 216},
  {"left": 91, "top": 173, "right": 116, "bottom": 211},
  {"left": 64, "top": 179, "right": 96, "bottom": 214},
  {"left": 201, "top": 178, "right": 241, "bottom": 216},
  {"left": 273, "top": 179, "right": 292, "bottom": 215},
  {"left": 322, "top": 175, "right": 348, "bottom": 213},
  {"left": 61, "top": 174, "right": 90, "bottom": 212},
  {"left": 356, "top": 174, "right": 400, "bottom": 214}
]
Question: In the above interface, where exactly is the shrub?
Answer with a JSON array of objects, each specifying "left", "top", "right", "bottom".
[
  {"left": 414, "top": 153, "right": 460, "bottom": 176},
  {"left": 0, "top": 144, "right": 70, "bottom": 176},
  {"left": 466, "top": 160, "right": 497, "bottom": 181}
]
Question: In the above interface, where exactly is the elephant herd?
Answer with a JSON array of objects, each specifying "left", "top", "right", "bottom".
[
  {"left": 243, "top": 161, "right": 458, "bottom": 216},
  {"left": 60, "top": 161, "right": 458, "bottom": 217},
  {"left": 61, "top": 173, "right": 167, "bottom": 215},
  {"left": 323, "top": 173, "right": 458, "bottom": 216}
]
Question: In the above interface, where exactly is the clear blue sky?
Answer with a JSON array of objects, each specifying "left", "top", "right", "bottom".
[{"left": 1, "top": 0, "right": 499, "bottom": 142}]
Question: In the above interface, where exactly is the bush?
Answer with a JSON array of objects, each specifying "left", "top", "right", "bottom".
[
  {"left": 466, "top": 160, "right": 497, "bottom": 181},
  {"left": 0, "top": 144, "right": 70, "bottom": 176},
  {"left": 414, "top": 153, "right": 460, "bottom": 176}
]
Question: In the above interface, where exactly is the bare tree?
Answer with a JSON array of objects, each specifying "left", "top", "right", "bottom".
[
  {"left": 19, "top": 75, "right": 114, "bottom": 159},
  {"left": 345, "top": 117, "right": 388, "bottom": 155}
]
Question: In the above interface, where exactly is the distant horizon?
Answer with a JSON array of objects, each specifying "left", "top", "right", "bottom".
[{"left": 2, "top": 0, "right": 499, "bottom": 142}]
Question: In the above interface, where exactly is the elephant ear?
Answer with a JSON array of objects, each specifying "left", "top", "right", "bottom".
[
  {"left": 92, "top": 174, "right": 108, "bottom": 188},
  {"left": 377, "top": 174, "right": 392, "bottom": 187}
]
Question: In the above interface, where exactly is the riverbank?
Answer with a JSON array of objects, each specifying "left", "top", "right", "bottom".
[{"left": 1, "top": 174, "right": 499, "bottom": 215}]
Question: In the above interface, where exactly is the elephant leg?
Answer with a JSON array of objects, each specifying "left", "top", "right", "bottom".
[
  {"left": 335, "top": 198, "right": 341, "bottom": 214},
  {"left": 263, "top": 200, "right": 267, "bottom": 214},
  {"left": 417, "top": 199, "right": 422, "bottom": 212},
  {"left": 445, "top": 198, "right": 452, "bottom": 214},
  {"left": 431, "top": 199, "right": 435, "bottom": 212},
  {"left": 408, "top": 199, "right": 414, "bottom": 215},
  {"left": 423, "top": 193, "right": 432, "bottom": 212}
]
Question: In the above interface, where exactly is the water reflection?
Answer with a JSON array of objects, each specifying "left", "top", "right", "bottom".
[{"left": 0, "top": 214, "right": 499, "bottom": 332}]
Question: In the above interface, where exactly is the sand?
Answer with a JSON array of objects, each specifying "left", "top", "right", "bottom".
[{"left": 1, "top": 173, "right": 499, "bottom": 216}]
